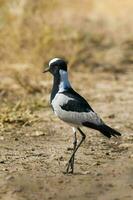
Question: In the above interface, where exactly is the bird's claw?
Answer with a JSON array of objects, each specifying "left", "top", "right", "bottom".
[{"left": 65, "top": 158, "right": 74, "bottom": 174}]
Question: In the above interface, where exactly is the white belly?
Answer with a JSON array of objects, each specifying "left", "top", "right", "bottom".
[{"left": 51, "top": 93, "right": 102, "bottom": 126}]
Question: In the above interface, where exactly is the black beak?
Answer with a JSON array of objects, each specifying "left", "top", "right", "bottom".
[{"left": 43, "top": 67, "right": 49, "bottom": 73}]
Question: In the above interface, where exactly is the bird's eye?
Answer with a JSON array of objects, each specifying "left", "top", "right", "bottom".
[{"left": 50, "top": 65, "right": 58, "bottom": 74}]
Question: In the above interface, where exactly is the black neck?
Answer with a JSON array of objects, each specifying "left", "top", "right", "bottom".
[{"left": 50, "top": 74, "right": 60, "bottom": 103}]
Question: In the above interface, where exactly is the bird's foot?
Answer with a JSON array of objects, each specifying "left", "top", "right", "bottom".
[{"left": 65, "top": 158, "right": 74, "bottom": 174}]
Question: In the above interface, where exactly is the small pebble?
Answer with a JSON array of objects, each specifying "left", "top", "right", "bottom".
[
  {"left": 5, "top": 175, "right": 14, "bottom": 181},
  {"left": 0, "top": 160, "right": 5, "bottom": 164},
  {"left": 0, "top": 136, "right": 4, "bottom": 140},
  {"left": 81, "top": 171, "right": 91, "bottom": 175},
  {"left": 119, "top": 143, "right": 133, "bottom": 149}
]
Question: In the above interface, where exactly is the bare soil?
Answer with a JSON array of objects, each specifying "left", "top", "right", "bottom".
[{"left": 0, "top": 68, "right": 133, "bottom": 200}]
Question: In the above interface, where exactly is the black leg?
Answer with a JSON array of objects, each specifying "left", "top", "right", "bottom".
[
  {"left": 66, "top": 127, "right": 86, "bottom": 174},
  {"left": 70, "top": 129, "right": 77, "bottom": 173}
]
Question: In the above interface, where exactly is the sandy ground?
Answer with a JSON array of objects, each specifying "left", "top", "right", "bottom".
[
  {"left": 0, "top": 67, "right": 133, "bottom": 200},
  {"left": 0, "top": 1, "right": 133, "bottom": 199}
]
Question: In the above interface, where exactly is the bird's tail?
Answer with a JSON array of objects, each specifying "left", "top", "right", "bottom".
[{"left": 98, "top": 124, "right": 121, "bottom": 138}]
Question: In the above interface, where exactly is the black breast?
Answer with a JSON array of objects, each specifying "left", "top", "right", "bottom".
[{"left": 50, "top": 74, "right": 60, "bottom": 103}]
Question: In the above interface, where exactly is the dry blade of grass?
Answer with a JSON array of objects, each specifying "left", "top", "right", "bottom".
[{"left": 14, "top": 71, "right": 43, "bottom": 94}]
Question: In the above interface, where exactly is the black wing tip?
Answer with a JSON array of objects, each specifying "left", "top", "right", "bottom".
[
  {"left": 82, "top": 122, "right": 121, "bottom": 138},
  {"left": 99, "top": 124, "right": 121, "bottom": 138}
]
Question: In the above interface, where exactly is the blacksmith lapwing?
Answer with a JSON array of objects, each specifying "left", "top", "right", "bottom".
[{"left": 43, "top": 58, "right": 121, "bottom": 174}]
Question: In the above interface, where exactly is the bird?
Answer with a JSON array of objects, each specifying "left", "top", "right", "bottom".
[{"left": 43, "top": 58, "right": 121, "bottom": 174}]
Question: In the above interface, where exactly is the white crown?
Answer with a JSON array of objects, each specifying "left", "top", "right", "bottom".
[{"left": 49, "top": 58, "right": 61, "bottom": 66}]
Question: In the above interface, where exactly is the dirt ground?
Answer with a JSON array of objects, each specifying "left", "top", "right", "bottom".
[
  {"left": 0, "top": 68, "right": 133, "bottom": 200},
  {"left": 0, "top": 0, "right": 133, "bottom": 200}
]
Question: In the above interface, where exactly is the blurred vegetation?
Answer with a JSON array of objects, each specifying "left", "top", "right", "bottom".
[
  {"left": 0, "top": 0, "right": 133, "bottom": 131},
  {"left": 0, "top": 0, "right": 133, "bottom": 67}
]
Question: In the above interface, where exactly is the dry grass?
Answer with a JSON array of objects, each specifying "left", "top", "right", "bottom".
[
  {"left": 0, "top": 0, "right": 133, "bottom": 132},
  {"left": 0, "top": 0, "right": 133, "bottom": 65}
]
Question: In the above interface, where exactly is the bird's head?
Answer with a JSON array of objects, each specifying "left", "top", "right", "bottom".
[{"left": 43, "top": 58, "right": 68, "bottom": 75}]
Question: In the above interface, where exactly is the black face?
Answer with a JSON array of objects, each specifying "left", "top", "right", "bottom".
[{"left": 49, "top": 58, "right": 67, "bottom": 75}]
